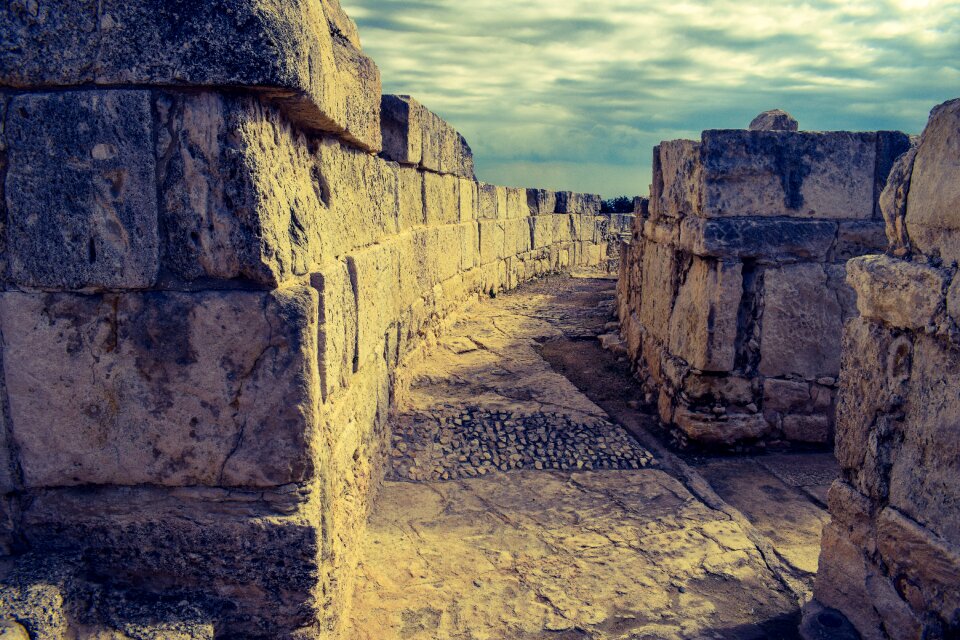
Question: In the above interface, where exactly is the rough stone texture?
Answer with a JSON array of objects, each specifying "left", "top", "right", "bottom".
[
  {"left": 749, "top": 109, "right": 799, "bottom": 132},
  {"left": 6, "top": 90, "right": 159, "bottom": 289},
  {"left": 380, "top": 95, "right": 475, "bottom": 179},
  {"left": 620, "top": 122, "right": 899, "bottom": 446},
  {"left": 0, "top": 0, "right": 383, "bottom": 151},
  {"left": 0, "top": 287, "right": 319, "bottom": 489},
  {"left": 808, "top": 97, "right": 960, "bottom": 640}
]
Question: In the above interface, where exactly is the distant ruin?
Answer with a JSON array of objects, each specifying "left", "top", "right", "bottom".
[{"left": 1, "top": 2, "right": 958, "bottom": 640}]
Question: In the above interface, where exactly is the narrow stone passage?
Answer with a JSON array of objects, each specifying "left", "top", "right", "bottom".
[{"left": 346, "top": 274, "right": 831, "bottom": 640}]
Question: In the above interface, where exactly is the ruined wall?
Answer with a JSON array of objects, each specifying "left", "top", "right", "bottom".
[
  {"left": 0, "top": 3, "right": 613, "bottom": 638},
  {"left": 616, "top": 121, "right": 911, "bottom": 446},
  {"left": 805, "top": 98, "right": 960, "bottom": 640}
]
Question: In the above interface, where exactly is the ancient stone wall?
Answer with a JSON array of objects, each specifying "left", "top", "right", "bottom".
[
  {"left": 616, "top": 122, "right": 911, "bottom": 446},
  {"left": 804, "top": 98, "right": 960, "bottom": 640},
  {"left": 0, "top": 3, "right": 614, "bottom": 637}
]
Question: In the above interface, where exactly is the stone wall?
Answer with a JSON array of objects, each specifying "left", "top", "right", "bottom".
[
  {"left": 616, "top": 123, "right": 911, "bottom": 446},
  {"left": 804, "top": 98, "right": 960, "bottom": 640},
  {"left": 0, "top": 3, "right": 614, "bottom": 638}
]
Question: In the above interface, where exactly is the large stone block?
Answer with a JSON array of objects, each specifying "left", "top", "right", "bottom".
[
  {"left": 381, "top": 95, "right": 474, "bottom": 178},
  {"left": 833, "top": 220, "right": 888, "bottom": 262},
  {"left": 0, "top": 287, "right": 319, "bottom": 488},
  {"left": 651, "top": 140, "right": 702, "bottom": 219},
  {"left": 347, "top": 241, "right": 400, "bottom": 369},
  {"left": 846, "top": 255, "right": 946, "bottom": 330},
  {"left": 479, "top": 220, "right": 505, "bottom": 265},
  {"left": 759, "top": 263, "right": 843, "bottom": 378},
  {"left": 905, "top": 98, "right": 960, "bottom": 263},
  {"left": 526, "top": 188, "right": 557, "bottom": 215},
  {"left": 5, "top": 90, "right": 159, "bottom": 289},
  {"left": 700, "top": 130, "right": 877, "bottom": 219},
  {"left": 397, "top": 165, "right": 425, "bottom": 230},
  {"left": 638, "top": 241, "right": 680, "bottom": 345},
  {"left": 477, "top": 183, "right": 500, "bottom": 220},
  {"left": 459, "top": 178, "right": 478, "bottom": 222},
  {"left": 1, "top": 0, "right": 383, "bottom": 150},
  {"left": 678, "top": 216, "right": 836, "bottom": 262},
  {"left": 424, "top": 171, "right": 460, "bottom": 226},
  {"left": 160, "top": 92, "right": 323, "bottom": 286},
  {"left": 673, "top": 407, "right": 770, "bottom": 444},
  {"left": 312, "top": 261, "right": 358, "bottom": 401},
  {"left": 531, "top": 216, "right": 553, "bottom": 249},
  {"left": 556, "top": 192, "right": 602, "bottom": 215},
  {"left": 504, "top": 187, "right": 527, "bottom": 219},
  {"left": 668, "top": 258, "right": 742, "bottom": 371}
]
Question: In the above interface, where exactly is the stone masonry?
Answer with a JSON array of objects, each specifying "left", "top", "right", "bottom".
[
  {"left": 0, "top": 3, "right": 618, "bottom": 637},
  {"left": 803, "top": 98, "right": 960, "bottom": 640},
  {"left": 616, "top": 117, "right": 911, "bottom": 446}
]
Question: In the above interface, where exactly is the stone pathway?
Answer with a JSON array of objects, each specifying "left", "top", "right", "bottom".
[{"left": 346, "top": 274, "right": 837, "bottom": 640}]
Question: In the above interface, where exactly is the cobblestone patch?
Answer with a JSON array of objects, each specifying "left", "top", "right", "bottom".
[{"left": 389, "top": 407, "right": 654, "bottom": 481}]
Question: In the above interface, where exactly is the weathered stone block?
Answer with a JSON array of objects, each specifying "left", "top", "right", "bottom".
[
  {"left": 651, "top": 140, "right": 702, "bottom": 219},
  {"left": 782, "top": 414, "right": 831, "bottom": 443},
  {"left": 477, "top": 183, "right": 500, "bottom": 220},
  {"left": 834, "top": 220, "right": 888, "bottom": 262},
  {"left": 682, "top": 373, "right": 754, "bottom": 406},
  {"left": 673, "top": 407, "right": 770, "bottom": 444},
  {"left": 905, "top": 99, "right": 960, "bottom": 263},
  {"left": 760, "top": 263, "right": 843, "bottom": 378},
  {"left": 638, "top": 241, "right": 680, "bottom": 345},
  {"left": 504, "top": 218, "right": 532, "bottom": 256},
  {"left": 479, "top": 220, "right": 505, "bottom": 265},
  {"left": 424, "top": 172, "right": 460, "bottom": 226},
  {"left": 846, "top": 255, "right": 946, "bottom": 330},
  {"left": 531, "top": 216, "right": 553, "bottom": 249},
  {"left": 160, "top": 92, "right": 323, "bottom": 286},
  {"left": 667, "top": 258, "right": 742, "bottom": 371},
  {"left": 0, "top": 288, "right": 319, "bottom": 488},
  {"left": 459, "top": 178, "right": 478, "bottom": 222},
  {"left": 347, "top": 242, "right": 399, "bottom": 368},
  {"left": 526, "top": 188, "right": 557, "bottom": 215},
  {"left": 398, "top": 165, "right": 425, "bottom": 230},
  {"left": 700, "top": 130, "right": 877, "bottom": 219},
  {"left": 6, "top": 90, "right": 159, "bottom": 289},
  {"left": 1, "top": 0, "right": 383, "bottom": 150},
  {"left": 312, "top": 261, "right": 358, "bottom": 401},
  {"left": 678, "top": 217, "right": 837, "bottom": 261},
  {"left": 504, "top": 187, "right": 527, "bottom": 219},
  {"left": 763, "top": 378, "right": 812, "bottom": 415},
  {"left": 380, "top": 95, "right": 475, "bottom": 179}
]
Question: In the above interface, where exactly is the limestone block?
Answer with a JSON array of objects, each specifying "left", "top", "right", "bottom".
[
  {"left": 556, "top": 192, "right": 601, "bottom": 215},
  {"left": 479, "top": 220, "right": 505, "bottom": 265},
  {"left": 873, "top": 131, "right": 913, "bottom": 219},
  {"left": 527, "top": 188, "right": 557, "bottom": 215},
  {"left": 638, "top": 241, "right": 679, "bottom": 345},
  {"left": 398, "top": 165, "right": 425, "bottom": 230},
  {"left": 650, "top": 140, "right": 702, "bottom": 218},
  {"left": 312, "top": 261, "right": 358, "bottom": 401},
  {"left": 644, "top": 219, "right": 680, "bottom": 246},
  {"left": 531, "top": 216, "right": 553, "bottom": 249},
  {"left": 700, "top": 130, "right": 877, "bottom": 219},
  {"left": 460, "top": 222, "right": 480, "bottom": 271},
  {"left": 668, "top": 258, "right": 742, "bottom": 371},
  {"left": 888, "top": 334, "right": 960, "bottom": 541},
  {"left": 678, "top": 217, "right": 836, "bottom": 262},
  {"left": 160, "top": 92, "right": 323, "bottom": 286},
  {"left": 879, "top": 142, "right": 918, "bottom": 255},
  {"left": 845, "top": 255, "right": 946, "bottom": 330},
  {"left": 6, "top": 90, "right": 158, "bottom": 289},
  {"left": 905, "top": 99, "right": 960, "bottom": 263},
  {"left": 504, "top": 187, "right": 527, "bottom": 219},
  {"left": 322, "top": 0, "right": 362, "bottom": 48},
  {"left": 459, "top": 179, "right": 478, "bottom": 222},
  {"left": 348, "top": 242, "right": 399, "bottom": 368},
  {"left": 748, "top": 109, "right": 798, "bottom": 132},
  {"left": 673, "top": 407, "right": 771, "bottom": 444},
  {"left": 314, "top": 137, "right": 400, "bottom": 256},
  {"left": 762, "top": 378, "right": 812, "bottom": 415},
  {"left": 504, "top": 218, "right": 532, "bottom": 256},
  {"left": 833, "top": 318, "right": 912, "bottom": 498},
  {"left": 1, "top": 0, "right": 383, "bottom": 150},
  {"left": 782, "top": 414, "right": 831, "bottom": 443},
  {"left": 380, "top": 95, "right": 423, "bottom": 166},
  {"left": 682, "top": 373, "right": 754, "bottom": 406},
  {"left": 478, "top": 183, "right": 500, "bottom": 220},
  {"left": 21, "top": 486, "right": 326, "bottom": 638},
  {"left": 552, "top": 215, "right": 574, "bottom": 244},
  {"left": 876, "top": 506, "right": 960, "bottom": 626},
  {"left": 435, "top": 225, "right": 464, "bottom": 283},
  {"left": 759, "top": 263, "right": 843, "bottom": 378},
  {"left": 833, "top": 220, "right": 888, "bottom": 262},
  {"left": 424, "top": 172, "right": 460, "bottom": 226},
  {"left": 0, "top": 287, "right": 319, "bottom": 488}
]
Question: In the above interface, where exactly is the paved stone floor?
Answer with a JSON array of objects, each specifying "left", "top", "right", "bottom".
[{"left": 346, "top": 273, "right": 837, "bottom": 640}]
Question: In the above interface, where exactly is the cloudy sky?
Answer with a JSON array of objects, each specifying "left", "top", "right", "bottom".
[{"left": 344, "top": 0, "right": 960, "bottom": 197}]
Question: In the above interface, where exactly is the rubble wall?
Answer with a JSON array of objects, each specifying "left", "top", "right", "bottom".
[
  {"left": 804, "top": 98, "right": 960, "bottom": 640},
  {"left": 0, "top": 3, "right": 613, "bottom": 638},
  {"left": 616, "top": 127, "right": 911, "bottom": 446}
]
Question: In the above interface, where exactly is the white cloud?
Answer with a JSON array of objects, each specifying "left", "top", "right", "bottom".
[{"left": 344, "top": 0, "right": 960, "bottom": 196}]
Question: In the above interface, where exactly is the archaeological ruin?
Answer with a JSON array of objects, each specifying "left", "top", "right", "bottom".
[{"left": 0, "top": 1, "right": 957, "bottom": 639}]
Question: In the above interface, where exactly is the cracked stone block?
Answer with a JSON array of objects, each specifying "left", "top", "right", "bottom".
[
  {"left": 905, "top": 98, "right": 960, "bottom": 263},
  {"left": 673, "top": 406, "right": 770, "bottom": 444},
  {"left": 1, "top": 0, "right": 383, "bottom": 150},
  {"left": 556, "top": 192, "right": 602, "bottom": 215},
  {"left": 478, "top": 183, "right": 500, "bottom": 220},
  {"left": 637, "top": 241, "right": 680, "bottom": 345},
  {"left": 667, "top": 257, "right": 742, "bottom": 372},
  {"left": 760, "top": 263, "right": 843, "bottom": 378},
  {"left": 5, "top": 90, "right": 159, "bottom": 289},
  {"left": 347, "top": 241, "right": 400, "bottom": 370},
  {"left": 397, "top": 165, "right": 425, "bottom": 230},
  {"left": 678, "top": 216, "right": 837, "bottom": 262},
  {"left": 0, "top": 287, "right": 319, "bottom": 489},
  {"left": 526, "top": 188, "right": 557, "bottom": 215},
  {"left": 504, "top": 218, "right": 532, "bottom": 256},
  {"left": 846, "top": 255, "right": 946, "bottom": 330},
  {"left": 459, "top": 178, "right": 478, "bottom": 222},
  {"left": 531, "top": 216, "right": 553, "bottom": 249},
  {"left": 380, "top": 95, "right": 475, "bottom": 179},
  {"left": 479, "top": 220, "right": 505, "bottom": 265},
  {"left": 651, "top": 139, "right": 702, "bottom": 219},
  {"left": 700, "top": 130, "right": 877, "bottom": 219},
  {"left": 424, "top": 172, "right": 460, "bottom": 226},
  {"left": 312, "top": 261, "right": 358, "bottom": 402}
]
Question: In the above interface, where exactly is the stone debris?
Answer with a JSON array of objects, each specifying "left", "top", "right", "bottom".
[{"left": 390, "top": 407, "right": 654, "bottom": 481}]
